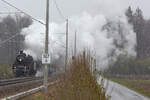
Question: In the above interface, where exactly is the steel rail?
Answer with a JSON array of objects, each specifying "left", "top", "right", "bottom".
[
  {"left": 1, "top": 80, "right": 59, "bottom": 100},
  {"left": 0, "top": 77, "right": 41, "bottom": 86}
]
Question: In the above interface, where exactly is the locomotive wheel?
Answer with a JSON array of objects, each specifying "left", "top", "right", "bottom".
[
  {"left": 28, "top": 64, "right": 36, "bottom": 76},
  {"left": 15, "top": 71, "right": 21, "bottom": 77},
  {"left": 15, "top": 70, "right": 25, "bottom": 77},
  {"left": 23, "top": 72, "right": 29, "bottom": 77},
  {"left": 29, "top": 69, "right": 35, "bottom": 76}
]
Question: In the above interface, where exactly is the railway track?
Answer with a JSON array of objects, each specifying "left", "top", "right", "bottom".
[
  {"left": 0, "top": 74, "right": 61, "bottom": 99},
  {"left": 0, "top": 77, "right": 42, "bottom": 86}
]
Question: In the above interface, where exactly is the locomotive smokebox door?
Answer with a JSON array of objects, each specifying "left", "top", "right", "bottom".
[{"left": 42, "top": 53, "right": 51, "bottom": 64}]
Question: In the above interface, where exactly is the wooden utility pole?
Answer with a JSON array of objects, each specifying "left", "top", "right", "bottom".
[
  {"left": 74, "top": 30, "right": 77, "bottom": 57},
  {"left": 44, "top": 0, "right": 50, "bottom": 95},
  {"left": 65, "top": 19, "right": 68, "bottom": 72}
]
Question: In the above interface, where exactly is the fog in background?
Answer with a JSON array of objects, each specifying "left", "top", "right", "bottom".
[
  {"left": 20, "top": 0, "right": 138, "bottom": 70},
  {"left": 0, "top": 0, "right": 150, "bottom": 22}
]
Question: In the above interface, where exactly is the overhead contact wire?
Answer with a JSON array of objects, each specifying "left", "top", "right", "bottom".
[{"left": 1, "top": 0, "right": 45, "bottom": 25}]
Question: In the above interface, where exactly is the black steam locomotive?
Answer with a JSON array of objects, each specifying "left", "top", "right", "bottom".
[{"left": 12, "top": 51, "right": 37, "bottom": 77}]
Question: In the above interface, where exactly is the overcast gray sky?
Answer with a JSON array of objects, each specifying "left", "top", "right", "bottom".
[{"left": 0, "top": 0, "right": 150, "bottom": 22}]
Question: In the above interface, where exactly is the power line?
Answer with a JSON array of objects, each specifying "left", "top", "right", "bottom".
[
  {"left": 0, "top": 37, "right": 65, "bottom": 49},
  {"left": 1, "top": 0, "right": 45, "bottom": 25},
  {"left": 53, "top": 0, "right": 66, "bottom": 20},
  {"left": 0, "top": 43, "right": 8, "bottom": 48},
  {"left": 0, "top": 12, "right": 23, "bottom": 14},
  {"left": 0, "top": 33, "right": 19, "bottom": 46},
  {"left": 0, "top": 0, "right": 66, "bottom": 50},
  {"left": 0, "top": 32, "right": 65, "bottom": 48},
  {"left": 53, "top": 40, "right": 66, "bottom": 48}
]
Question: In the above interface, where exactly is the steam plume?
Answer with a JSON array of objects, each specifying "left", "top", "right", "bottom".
[{"left": 21, "top": 0, "right": 136, "bottom": 70}]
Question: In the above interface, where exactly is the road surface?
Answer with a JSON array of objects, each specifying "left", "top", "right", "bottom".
[{"left": 98, "top": 78, "right": 150, "bottom": 100}]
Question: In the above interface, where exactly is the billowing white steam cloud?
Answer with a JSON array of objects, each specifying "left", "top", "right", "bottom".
[{"left": 21, "top": 0, "right": 136, "bottom": 70}]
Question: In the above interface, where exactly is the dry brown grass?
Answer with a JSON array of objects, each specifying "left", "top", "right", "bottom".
[
  {"left": 0, "top": 64, "right": 14, "bottom": 79},
  {"left": 21, "top": 51, "right": 110, "bottom": 100},
  {"left": 50, "top": 51, "right": 110, "bottom": 100}
]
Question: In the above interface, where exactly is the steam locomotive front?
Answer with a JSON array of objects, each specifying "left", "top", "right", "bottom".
[
  {"left": 12, "top": 54, "right": 29, "bottom": 76},
  {"left": 12, "top": 50, "right": 36, "bottom": 77},
  {"left": 16, "top": 55, "right": 25, "bottom": 62}
]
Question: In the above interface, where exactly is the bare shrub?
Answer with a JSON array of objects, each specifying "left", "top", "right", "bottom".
[
  {"left": 0, "top": 65, "right": 14, "bottom": 79},
  {"left": 53, "top": 51, "right": 110, "bottom": 100}
]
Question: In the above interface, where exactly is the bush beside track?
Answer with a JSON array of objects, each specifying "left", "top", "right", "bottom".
[
  {"left": 21, "top": 51, "right": 110, "bottom": 100},
  {"left": 0, "top": 65, "right": 14, "bottom": 79}
]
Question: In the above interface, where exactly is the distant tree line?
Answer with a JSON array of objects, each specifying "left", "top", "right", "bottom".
[
  {"left": 104, "top": 54, "right": 150, "bottom": 75},
  {"left": 126, "top": 6, "right": 150, "bottom": 59},
  {"left": 0, "top": 14, "right": 32, "bottom": 64},
  {"left": 105, "top": 7, "right": 150, "bottom": 76}
]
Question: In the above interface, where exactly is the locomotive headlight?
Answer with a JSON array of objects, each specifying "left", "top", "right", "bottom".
[
  {"left": 19, "top": 59, "right": 22, "bottom": 62},
  {"left": 14, "top": 66, "right": 16, "bottom": 69}
]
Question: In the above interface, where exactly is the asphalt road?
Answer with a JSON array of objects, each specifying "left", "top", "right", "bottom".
[{"left": 98, "top": 78, "right": 150, "bottom": 100}]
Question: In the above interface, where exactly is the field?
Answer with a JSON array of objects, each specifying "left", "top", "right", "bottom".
[{"left": 111, "top": 78, "right": 150, "bottom": 98}]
